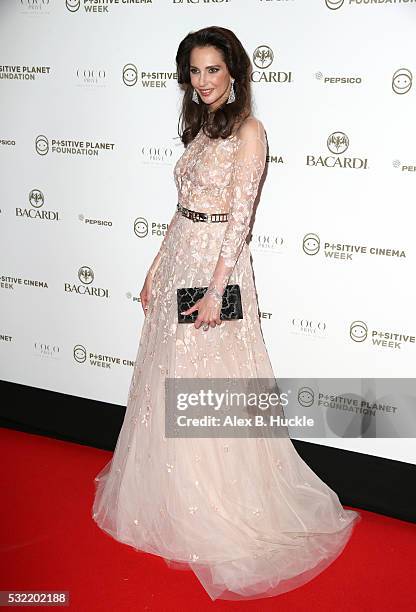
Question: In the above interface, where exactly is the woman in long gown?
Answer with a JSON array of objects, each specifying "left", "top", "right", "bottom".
[{"left": 92, "top": 26, "right": 361, "bottom": 601}]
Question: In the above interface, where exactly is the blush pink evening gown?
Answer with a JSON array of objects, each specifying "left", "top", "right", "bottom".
[{"left": 92, "top": 116, "right": 361, "bottom": 601}]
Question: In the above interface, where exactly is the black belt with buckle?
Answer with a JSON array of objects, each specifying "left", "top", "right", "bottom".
[{"left": 177, "top": 202, "right": 228, "bottom": 223}]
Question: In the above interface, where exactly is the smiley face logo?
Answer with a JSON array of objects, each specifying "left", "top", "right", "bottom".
[
  {"left": 29, "top": 189, "right": 44, "bottom": 209},
  {"left": 78, "top": 266, "right": 94, "bottom": 285},
  {"left": 123, "top": 63, "right": 138, "bottom": 87},
  {"left": 298, "top": 387, "right": 314, "bottom": 408},
  {"left": 253, "top": 46, "right": 274, "bottom": 69},
  {"left": 303, "top": 233, "right": 320, "bottom": 255},
  {"left": 392, "top": 68, "right": 412, "bottom": 95},
  {"left": 134, "top": 217, "right": 148, "bottom": 238},
  {"left": 73, "top": 344, "right": 86, "bottom": 363},
  {"left": 35, "top": 135, "right": 49, "bottom": 156},
  {"left": 325, "top": 0, "right": 345, "bottom": 9},
  {"left": 66, "top": 0, "right": 80, "bottom": 12},
  {"left": 350, "top": 320, "right": 368, "bottom": 342},
  {"left": 327, "top": 131, "right": 349, "bottom": 155}
]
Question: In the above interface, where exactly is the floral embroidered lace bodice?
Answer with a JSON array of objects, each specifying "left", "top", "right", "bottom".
[{"left": 148, "top": 115, "right": 267, "bottom": 298}]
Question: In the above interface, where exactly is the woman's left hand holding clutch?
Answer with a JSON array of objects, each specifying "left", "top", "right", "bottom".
[{"left": 180, "top": 287, "right": 223, "bottom": 330}]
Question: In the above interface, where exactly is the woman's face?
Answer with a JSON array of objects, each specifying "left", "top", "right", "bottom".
[{"left": 189, "top": 45, "right": 232, "bottom": 111}]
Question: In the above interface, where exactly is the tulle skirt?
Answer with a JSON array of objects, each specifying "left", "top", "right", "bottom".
[{"left": 92, "top": 212, "right": 361, "bottom": 600}]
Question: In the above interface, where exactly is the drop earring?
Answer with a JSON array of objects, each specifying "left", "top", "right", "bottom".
[
  {"left": 192, "top": 88, "right": 200, "bottom": 104},
  {"left": 226, "top": 78, "right": 235, "bottom": 104}
]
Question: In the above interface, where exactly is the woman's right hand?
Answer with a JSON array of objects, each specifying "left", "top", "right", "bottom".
[{"left": 140, "top": 272, "right": 153, "bottom": 316}]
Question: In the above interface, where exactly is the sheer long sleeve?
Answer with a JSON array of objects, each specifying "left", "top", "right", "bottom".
[
  {"left": 146, "top": 208, "right": 180, "bottom": 279},
  {"left": 206, "top": 117, "right": 267, "bottom": 300}
]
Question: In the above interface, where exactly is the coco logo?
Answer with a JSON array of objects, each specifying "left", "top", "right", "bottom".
[
  {"left": 35, "top": 135, "right": 49, "bottom": 155},
  {"left": 307, "top": 132, "right": 368, "bottom": 170},
  {"left": 298, "top": 387, "right": 314, "bottom": 408},
  {"left": 76, "top": 68, "right": 106, "bottom": 84},
  {"left": 291, "top": 319, "right": 327, "bottom": 333},
  {"left": 78, "top": 266, "right": 94, "bottom": 284},
  {"left": 251, "top": 45, "right": 292, "bottom": 84},
  {"left": 140, "top": 146, "right": 173, "bottom": 163},
  {"left": 392, "top": 68, "right": 412, "bottom": 95},
  {"left": 21, "top": 0, "right": 50, "bottom": 9},
  {"left": 350, "top": 320, "right": 368, "bottom": 342},
  {"left": 74, "top": 344, "right": 87, "bottom": 363},
  {"left": 66, "top": 0, "right": 80, "bottom": 12},
  {"left": 34, "top": 342, "right": 60, "bottom": 357},
  {"left": 303, "top": 233, "right": 320, "bottom": 256},
  {"left": 134, "top": 217, "right": 148, "bottom": 238},
  {"left": 123, "top": 64, "right": 138, "bottom": 87},
  {"left": 253, "top": 234, "right": 284, "bottom": 252}
]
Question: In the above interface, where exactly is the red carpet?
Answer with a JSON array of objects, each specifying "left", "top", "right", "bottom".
[{"left": 0, "top": 428, "right": 414, "bottom": 611}]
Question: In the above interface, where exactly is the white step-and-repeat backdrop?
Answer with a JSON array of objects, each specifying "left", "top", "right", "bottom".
[{"left": 1, "top": 0, "right": 415, "bottom": 463}]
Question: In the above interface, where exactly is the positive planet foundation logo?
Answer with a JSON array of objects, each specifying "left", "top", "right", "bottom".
[
  {"left": 0, "top": 65, "right": 51, "bottom": 81},
  {"left": 325, "top": 0, "right": 345, "bottom": 9},
  {"left": 35, "top": 135, "right": 115, "bottom": 156},
  {"left": 134, "top": 217, "right": 148, "bottom": 238},
  {"left": 35, "top": 135, "right": 48, "bottom": 155},
  {"left": 325, "top": 0, "right": 404, "bottom": 10},
  {"left": 275, "top": 377, "right": 411, "bottom": 439},
  {"left": 134, "top": 216, "right": 170, "bottom": 239},
  {"left": 298, "top": 387, "right": 314, "bottom": 408}
]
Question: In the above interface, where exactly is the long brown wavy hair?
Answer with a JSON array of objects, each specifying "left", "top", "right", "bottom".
[{"left": 175, "top": 26, "right": 253, "bottom": 145}]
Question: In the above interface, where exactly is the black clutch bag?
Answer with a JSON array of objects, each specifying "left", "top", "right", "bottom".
[{"left": 177, "top": 284, "right": 243, "bottom": 323}]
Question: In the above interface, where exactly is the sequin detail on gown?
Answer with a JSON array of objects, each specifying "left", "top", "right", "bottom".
[{"left": 92, "top": 116, "right": 361, "bottom": 601}]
